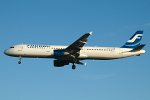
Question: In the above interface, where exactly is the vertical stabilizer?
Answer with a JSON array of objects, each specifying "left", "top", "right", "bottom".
[{"left": 122, "top": 31, "right": 143, "bottom": 48}]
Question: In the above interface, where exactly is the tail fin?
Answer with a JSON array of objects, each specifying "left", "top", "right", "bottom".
[{"left": 122, "top": 31, "right": 143, "bottom": 48}]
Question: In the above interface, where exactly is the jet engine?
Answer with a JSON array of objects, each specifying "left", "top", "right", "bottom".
[{"left": 54, "top": 60, "right": 69, "bottom": 67}]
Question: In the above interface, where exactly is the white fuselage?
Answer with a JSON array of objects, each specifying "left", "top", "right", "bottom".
[{"left": 4, "top": 44, "right": 146, "bottom": 60}]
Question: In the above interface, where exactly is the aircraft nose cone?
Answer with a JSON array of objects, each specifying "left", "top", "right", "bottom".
[{"left": 4, "top": 50, "right": 8, "bottom": 55}]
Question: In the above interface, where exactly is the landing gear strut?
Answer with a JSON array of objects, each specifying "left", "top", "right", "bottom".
[
  {"left": 72, "top": 63, "right": 76, "bottom": 70},
  {"left": 18, "top": 56, "right": 21, "bottom": 64}
]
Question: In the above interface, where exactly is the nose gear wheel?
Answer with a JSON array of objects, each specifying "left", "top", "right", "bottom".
[{"left": 18, "top": 56, "right": 22, "bottom": 64}]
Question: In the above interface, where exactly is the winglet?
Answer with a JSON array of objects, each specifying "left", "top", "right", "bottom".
[
  {"left": 130, "top": 44, "right": 146, "bottom": 52},
  {"left": 89, "top": 31, "right": 93, "bottom": 35},
  {"left": 84, "top": 62, "right": 87, "bottom": 66}
]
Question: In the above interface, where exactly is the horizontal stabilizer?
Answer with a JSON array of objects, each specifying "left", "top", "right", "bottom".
[{"left": 130, "top": 44, "right": 146, "bottom": 52}]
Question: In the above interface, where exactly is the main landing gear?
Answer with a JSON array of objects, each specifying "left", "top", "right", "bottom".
[
  {"left": 72, "top": 63, "right": 76, "bottom": 70},
  {"left": 18, "top": 56, "right": 22, "bottom": 64}
]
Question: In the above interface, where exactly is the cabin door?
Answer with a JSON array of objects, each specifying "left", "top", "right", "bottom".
[
  {"left": 46, "top": 46, "right": 50, "bottom": 52},
  {"left": 119, "top": 48, "right": 123, "bottom": 55},
  {"left": 18, "top": 45, "right": 23, "bottom": 51}
]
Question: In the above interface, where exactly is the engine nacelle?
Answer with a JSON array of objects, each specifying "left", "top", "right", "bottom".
[
  {"left": 54, "top": 50, "right": 69, "bottom": 56},
  {"left": 54, "top": 60, "right": 69, "bottom": 67}
]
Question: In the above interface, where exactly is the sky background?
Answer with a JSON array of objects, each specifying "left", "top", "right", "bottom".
[{"left": 0, "top": 0, "right": 150, "bottom": 100}]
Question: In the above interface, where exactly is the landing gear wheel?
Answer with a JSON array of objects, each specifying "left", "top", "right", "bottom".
[
  {"left": 18, "top": 56, "right": 22, "bottom": 64},
  {"left": 72, "top": 65, "right": 76, "bottom": 70},
  {"left": 18, "top": 61, "right": 21, "bottom": 64}
]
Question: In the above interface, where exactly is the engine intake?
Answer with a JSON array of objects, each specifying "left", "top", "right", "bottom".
[{"left": 54, "top": 60, "right": 69, "bottom": 67}]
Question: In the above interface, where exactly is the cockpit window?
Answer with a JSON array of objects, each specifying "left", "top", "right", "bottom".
[{"left": 10, "top": 46, "right": 14, "bottom": 48}]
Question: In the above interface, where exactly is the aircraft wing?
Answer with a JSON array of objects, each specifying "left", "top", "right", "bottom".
[
  {"left": 65, "top": 32, "right": 92, "bottom": 53},
  {"left": 54, "top": 32, "right": 92, "bottom": 65}
]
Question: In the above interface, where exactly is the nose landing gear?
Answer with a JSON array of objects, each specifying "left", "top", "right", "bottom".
[{"left": 18, "top": 56, "right": 22, "bottom": 64}]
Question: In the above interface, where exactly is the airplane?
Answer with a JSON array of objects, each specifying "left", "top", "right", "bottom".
[{"left": 4, "top": 31, "right": 146, "bottom": 69}]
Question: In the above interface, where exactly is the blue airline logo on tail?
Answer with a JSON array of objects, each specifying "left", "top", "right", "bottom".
[
  {"left": 122, "top": 31, "right": 143, "bottom": 48},
  {"left": 127, "top": 34, "right": 143, "bottom": 43}
]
